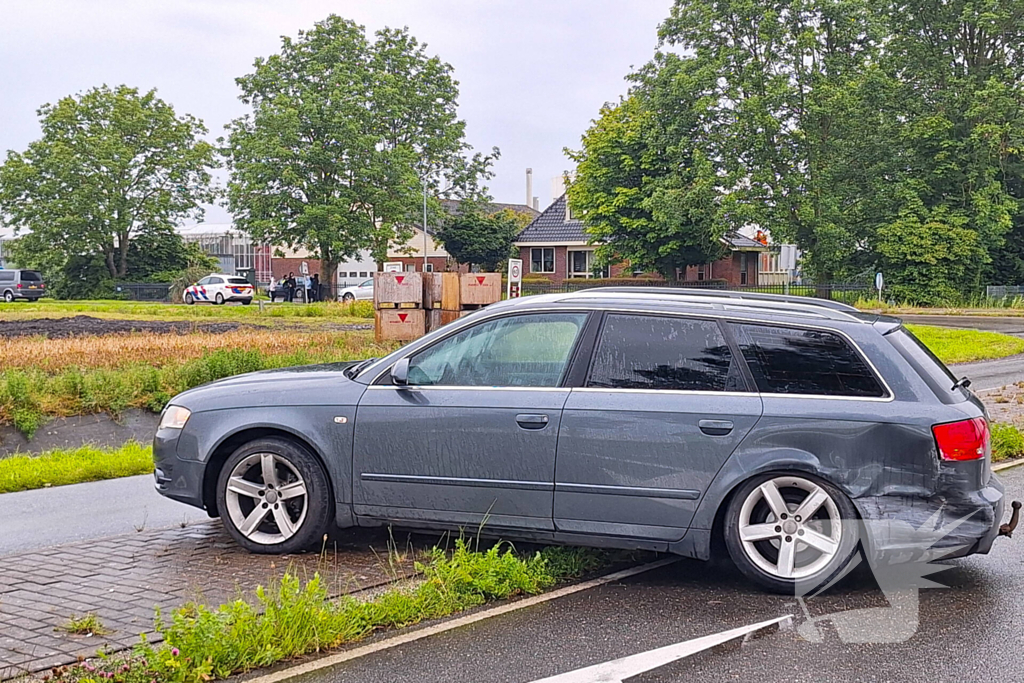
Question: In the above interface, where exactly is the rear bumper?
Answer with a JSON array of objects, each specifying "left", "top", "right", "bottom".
[{"left": 856, "top": 473, "right": 1005, "bottom": 560}]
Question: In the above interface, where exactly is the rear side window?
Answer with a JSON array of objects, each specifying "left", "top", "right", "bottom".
[
  {"left": 208, "top": 276, "right": 224, "bottom": 284},
  {"left": 731, "top": 323, "right": 885, "bottom": 398},
  {"left": 588, "top": 314, "right": 743, "bottom": 392},
  {"left": 885, "top": 326, "right": 964, "bottom": 404},
  {"left": 0, "top": 272, "right": 14, "bottom": 282},
  {"left": 19, "top": 271, "right": 42, "bottom": 281}
]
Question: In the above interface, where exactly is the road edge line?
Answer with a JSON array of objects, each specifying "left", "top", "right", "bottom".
[
  {"left": 993, "top": 458, "right": 1024, "bottom": 472},
  {"left": 242, "top": 557, "right": 680, "bottom": 683}
]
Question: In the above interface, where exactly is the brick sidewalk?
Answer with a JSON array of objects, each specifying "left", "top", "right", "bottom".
[{"left": 0, "top": 522, "right": 413, "bottom": 679}]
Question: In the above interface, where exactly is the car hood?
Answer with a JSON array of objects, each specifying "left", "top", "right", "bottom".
[{"left": 171, "top": 362, "right": 369, "bottom": 411}]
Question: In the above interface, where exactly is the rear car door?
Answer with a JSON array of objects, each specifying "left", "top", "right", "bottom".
[
  {"left": 353, "top": 311, "right": 591, "bottom": 532},
  {"left": 554, "top": 313, "right": 763, "bottom": 541}
]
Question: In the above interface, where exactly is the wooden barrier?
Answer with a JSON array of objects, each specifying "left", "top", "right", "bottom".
[
  {"left": 373, "top": 272, "right": 423, "bottom": 308},
  {"left": 375, "top": 308, "right": 426, "bottom": 342}
]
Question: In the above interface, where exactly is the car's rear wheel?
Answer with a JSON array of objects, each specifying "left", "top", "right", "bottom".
[
  {"left": 3, "top": 290, "right": 13, "bottom": 303},
  {"left": 242, "top": 298, "right": 252, "bottom": 305},
  {"left": 342, "top": 292, "right": 355, "bottom": 302},
  {"left": 216, "top": 438, "right": 333, "bottom": 554},
  {"left": 184, "top": 292, "right": 195, "bottom": 305},
  {"left": 723, "top": 472, "right": 859, "bottom": 594},
  {"left": 215, "top": 292, "right": 225, "bottom": 305}
]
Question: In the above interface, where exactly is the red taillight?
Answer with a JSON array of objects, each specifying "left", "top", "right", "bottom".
[
  {"left": 932, "top": 417, "right": 989, "bottom": 461},
  {"left": 16, "top": 283, "right": 21, "bottom": 288}
]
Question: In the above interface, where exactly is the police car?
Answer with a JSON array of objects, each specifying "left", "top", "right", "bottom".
[{"left": 183, "top": 274, "right": 254, "bottom": 305}]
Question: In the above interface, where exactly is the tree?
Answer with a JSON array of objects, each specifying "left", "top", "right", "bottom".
[
  {"left": 435, "top": 204, "right": 533, "bottom": 271},
  {"left": 0, "top": 85, "right": 217, "bottom": 280},
  {"left": 224, "top": 16, "right": 495, "bottom": 296}
]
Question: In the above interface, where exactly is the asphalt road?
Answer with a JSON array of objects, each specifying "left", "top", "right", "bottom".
[
  {"left": 292, "top": 465, "right": 1024, "bottom": 683},
  {"left": 0, "top": 474, "right": 208, "bottom": 555}
]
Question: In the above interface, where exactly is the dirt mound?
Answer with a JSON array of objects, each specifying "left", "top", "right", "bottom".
[{"left": 0, "top": 315, "right": 245, "bottom": 339}]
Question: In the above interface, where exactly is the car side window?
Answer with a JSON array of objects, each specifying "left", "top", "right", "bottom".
[
  {"left": 407, "top": 313, "right": 588, "bottom": 387},
  {"left": 587, "top": 314, "right": 743, "bottom": 391},
  {"left": 196, "top": 277, "right": 212, "bottom": 286},
  {"left": 360, "top": 280, "right": 373, "bottom": 287},
  {"left": 730, "top": 323, "right": 885, "bottom": 397},
  {"left": 208, "top": 276, "right": 224, "bottom": 284},
  {"left": 0, "top": 272, "right": 14, "bottom": 282}
]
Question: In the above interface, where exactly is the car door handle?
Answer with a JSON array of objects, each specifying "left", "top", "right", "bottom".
[
  {"left": 698, "top": 419, "right": 734, "bottom": 436},
  {"left": 516, "top": 414, "right": 549, "bottom": 430}
]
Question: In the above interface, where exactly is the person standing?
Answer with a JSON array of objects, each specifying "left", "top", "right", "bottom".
[
  {"left": 285, "top": 272, "right": 296, "bottom": 302},
  {"left": 309, "top": 273, "right": 320, "bottom": 302}
]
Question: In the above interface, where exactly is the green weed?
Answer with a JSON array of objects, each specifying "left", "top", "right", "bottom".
[
  {"left": 0, "top": 442, "right": 153, "bottom": 493},
  {"left": 992, "top": 423, "right": 1024, "bottom": 462},
  {"left": 58, "top": 613, "right": 111, "bottom": 636}
]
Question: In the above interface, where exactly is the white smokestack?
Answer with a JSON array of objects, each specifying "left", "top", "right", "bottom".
[{"left": 526, "top": 168, "right": 533, "bottom": 208}]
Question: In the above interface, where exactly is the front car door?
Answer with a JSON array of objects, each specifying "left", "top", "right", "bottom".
[
  {"left": 357, "top": 280, "right": 374, "bottom": 300},
  {"left": 353, "top": 312, "right": 591, "bottom": 532},
  {"left": 554, "top": 313, "right": 763, "bottom": 542}
]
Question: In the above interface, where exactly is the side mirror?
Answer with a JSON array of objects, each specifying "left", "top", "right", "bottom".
[{"left": 392, "top": 358, "right": 410, "bottom": 386}]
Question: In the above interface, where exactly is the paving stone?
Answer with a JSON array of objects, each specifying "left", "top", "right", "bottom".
[{"left": 0, "top": 522, "right": 415, "bottom": 679}]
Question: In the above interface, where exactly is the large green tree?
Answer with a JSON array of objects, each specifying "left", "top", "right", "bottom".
[
  {"left": 0, "top": 85, "right": 217, "bottom": 281},
  {"left": 435, "top": 204, "right": 534, "bottom": 271},
  {"left": 224, "top": 16, "right": 495, "bottom": 296}
]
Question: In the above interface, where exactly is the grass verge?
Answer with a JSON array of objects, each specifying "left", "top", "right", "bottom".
[
  {"left": 0, "top": 299, "right": 374, "bottom": 323},
  {"left": 46, "top": 540, "right": 607, "bottom": 683},
  {"left": 0, "top": 442, "right": 153, "bottom": 493},
  {"left": 905, "top": 324, "right": 1024, "bottom": 364},
  {"left": 992, "top": 423, "right": 1024, "bottom": 462}
]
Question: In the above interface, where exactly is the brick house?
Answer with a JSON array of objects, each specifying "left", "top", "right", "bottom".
[{"left": 514, "top": 194, "right": 768, "bottom": 285}]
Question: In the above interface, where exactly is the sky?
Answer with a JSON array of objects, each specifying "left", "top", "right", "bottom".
[{"left": 0, "top": 0, "right": 673, "bottom": 223}]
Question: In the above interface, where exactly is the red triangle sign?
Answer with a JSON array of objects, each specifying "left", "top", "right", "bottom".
[
  {"left": 395, "top": 275, "right": 405, "bottom": 285},
  {"left": 476, "top": 276, "right": 486, "bottom": 285},
  {"left": 398, "top": 313, "right": 408, "bottom": 322}
]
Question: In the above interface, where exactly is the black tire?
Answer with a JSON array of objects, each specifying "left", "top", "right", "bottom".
[
  {"left": 342, "top": 292, "right": 355, "bottom": 302},
  {"left": 216, "top": 437, "right": 334, "bottom": 554},
  {"left": 215, "top": 292, "right": 225, "bottom": 305},
  {"left": 3, "top": 290, "right": 13, "bottom": 303},
  {"left": 184, "top": 292, "right": 195, "bottom": 305},
  {"left": 723, "top": 472, "right": 860, "bottom": 595},
  {"left": 242, "top": 298, "right": 252, "bottom": 306}
]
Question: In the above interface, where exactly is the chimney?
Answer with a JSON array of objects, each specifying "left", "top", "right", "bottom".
[
  {"left": 533, "top": 197, "right": 540, "bottom": 211},
  {"left": 526, "top": 168, "right": 533, "bottom": 208}
]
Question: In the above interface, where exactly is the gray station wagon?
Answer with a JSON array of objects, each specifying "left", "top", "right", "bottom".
[{"left": 153, "top": 288, "right": 1014, "bottom": 593}]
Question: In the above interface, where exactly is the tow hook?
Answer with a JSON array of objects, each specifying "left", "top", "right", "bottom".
[{"left": 999, "top": 501, "right": 1022, "bottom": 538}]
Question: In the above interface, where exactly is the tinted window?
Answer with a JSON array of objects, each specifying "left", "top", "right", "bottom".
[
  {"left": 408, "top": 313, "right": 587, "bottom": 387},
  {"left": 588, "top": 314, "right": 742, "bottom": 392},
  {"left": 19, "top": 271, "right": 42, "bottom": 281},
  {"left": 227, "top": 277, "right": 249, "bottom": 285},
  {"left": 886, "top": 326, "right": 963, "bottom": 404},
  {"left": 731, "top": 324, "right": 885, "bottom": 397},
  {"left": 0, "top": 272, "right": 14, "bottom": 282}
]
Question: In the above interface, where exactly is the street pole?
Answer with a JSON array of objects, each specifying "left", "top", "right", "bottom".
[{"left": 423, "top": 178, "right": 428, "bottom": 274}]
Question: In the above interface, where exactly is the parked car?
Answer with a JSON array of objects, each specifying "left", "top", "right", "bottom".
[
  {"left": 339, "top": 279, "right": 373, "bottom": 302},
  {"left": 0, "top": 269, "right": 46, "bottom": 302},
  {"left": 153, "top": 288, "right": 1013, "bottom": 593},
  {"left": 183, "top": 274, "right": 253, "bottom": 305}
]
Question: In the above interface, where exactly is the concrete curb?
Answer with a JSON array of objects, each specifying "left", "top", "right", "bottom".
[{"left": 994, "top": 458, "right": 1024, "bottom": 472}]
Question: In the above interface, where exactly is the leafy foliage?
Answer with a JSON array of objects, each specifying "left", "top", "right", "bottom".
[
  {"left": 435, "top": 204, "right": 533, "bottom": 271},
  {"left": 224, "top": 16, "right": 496, "bottom": 295},
  {"left": 0, "top": 85, "right": 217, "bottom": 290}
]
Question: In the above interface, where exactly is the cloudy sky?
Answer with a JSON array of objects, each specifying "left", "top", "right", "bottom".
[{"left": 0, "top": 0, "right": 673, "bottom": 222}]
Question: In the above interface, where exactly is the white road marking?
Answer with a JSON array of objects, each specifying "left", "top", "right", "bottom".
[
  {"left": 528, "top": 616, "right": 792, "bottom": 683},
  {"left": 242, "top": 557, "right": 680, "bottom": 683}
]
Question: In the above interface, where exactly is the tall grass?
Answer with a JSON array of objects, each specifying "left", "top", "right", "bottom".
[
  {"left": 0, "top": 344, "right": 394, "bottom": 437},
  {"left": 0, "top": 442, "right": 153, "bottom": 493},
  {"left": 0, "top": 299, "right": 375, "bottom": 322},
  {"left": 45, "top": 541, "right": 607, "bottom": 683}
]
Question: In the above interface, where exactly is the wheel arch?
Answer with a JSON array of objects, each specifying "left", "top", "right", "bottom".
[{"left": 201, "top": 426, "right": 334, "bottom": 518}]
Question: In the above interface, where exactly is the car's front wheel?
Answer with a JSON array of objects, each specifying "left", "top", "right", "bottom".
[
  {"left": 723, "top": 472, "right": 860, "bottom": 594},
  {"left": 216, "top": 438, "right": 333, "bottom": 554},
  {"left": 342, "top": 292, "right": 355, "bottom": 302},
  {"left": 184, "top": 292, "right": 195, "bottom": 305}
]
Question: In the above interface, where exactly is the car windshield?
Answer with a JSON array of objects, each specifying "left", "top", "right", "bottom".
[{"left": 360, "top": 280, "right": 373, "bottom": 287}]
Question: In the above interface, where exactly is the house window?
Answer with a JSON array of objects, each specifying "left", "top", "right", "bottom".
[
  {"left": 739, "top": 253, "right": 749, "bottom": 285},
  {"left": 425, "top": 263, "right": 434, "bottom": 273},
  {"left": 531, "top": 248, "right": 555, "bottom": 273},
  {"left": 697, "top": 264, "right": 706, "bottom": 282},
  {"left": 568, "top": 249, "right": 599, "bottom": 278},
  {"left": 359, "top": 272, "right": 368, "bottom": 278}
]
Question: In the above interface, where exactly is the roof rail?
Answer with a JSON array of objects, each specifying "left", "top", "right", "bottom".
[{"left": 560, "top": 286, "right": 860, "bottom": 312}]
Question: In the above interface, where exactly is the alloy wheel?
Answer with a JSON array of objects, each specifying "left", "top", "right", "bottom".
[
  {"left": 737, "top": 475, "right": 842, "bottom": 580},
  {"left": 224, "top": 452, "right": 308, "bottom": 545}
]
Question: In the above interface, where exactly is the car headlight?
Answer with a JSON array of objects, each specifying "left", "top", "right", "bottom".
[{"left": 159, "top": 405, "right": 192, "bottom": 430}]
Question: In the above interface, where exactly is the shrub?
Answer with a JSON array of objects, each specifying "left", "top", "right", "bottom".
[{"left": 992, "top": 423, "right": 1024, "bottom": 462}]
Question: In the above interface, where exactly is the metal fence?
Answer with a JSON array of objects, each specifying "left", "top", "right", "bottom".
[
  {"left": 987, "top": 285, "right": 1024, "bottom": 300},
  {"left": 519, "top": 279, "right": 871, "bottom": 303},
  {"left": 116, "top": 283, "right": 172, "bottom": 301}
]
